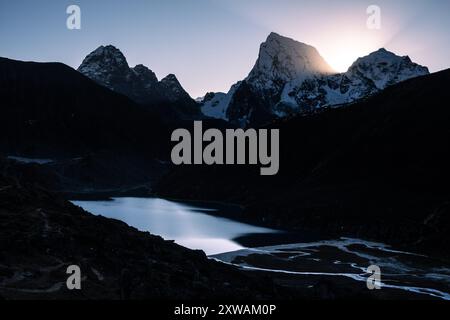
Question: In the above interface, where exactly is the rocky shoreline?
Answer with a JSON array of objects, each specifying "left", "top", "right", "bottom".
[{"left": 0, "top": 173, "right": 287, "bottom": 300}]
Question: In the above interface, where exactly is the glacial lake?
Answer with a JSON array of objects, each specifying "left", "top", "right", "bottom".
[
  {"left": 72, "top": 197, "right": 280, "bottom": 255},
  {"left": 73, "top": 197, "right": 450, "bottom": 300}
]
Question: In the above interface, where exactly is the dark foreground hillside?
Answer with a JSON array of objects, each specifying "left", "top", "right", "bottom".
[
  {"left": 156, "top": 69, "right": 450, "bottom": 259},
  {"left": 0, "top": 57, "right": 175, "bottom": 194},
  {"left": 0, "top": 58, "right": 234, "bottom": 195},
  {"left": 0, "top": 57, "right": 171, "bottom": 158},
  {"left": 0, "top": 168, "right": 287, "bottom": 299}
]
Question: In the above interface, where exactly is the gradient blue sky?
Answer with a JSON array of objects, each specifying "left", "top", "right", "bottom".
[{"left": 1, "top": 0, "right": 449, "bottom": 97}]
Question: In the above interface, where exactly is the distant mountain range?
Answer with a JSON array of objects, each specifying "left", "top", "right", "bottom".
[
  {"left": 75, "top": 33, "right": 429, "bottom": 127},
  {"left": 0, "top": 31, "right": 437, "bottom": 193},
  {"left": 199, "top": 33, "right": 429, "bottom": 126}
]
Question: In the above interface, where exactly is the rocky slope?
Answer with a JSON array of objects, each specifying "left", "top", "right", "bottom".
[
  {"left": 200, "top": 33, "right": 429, "bottom": 126},
  {"left": 78, "top": 45, "right": 200, "bottom": 119},
  {"left": 0, "top": 57, "right": 170, "bottom": 158},
  {"left": 0, "top": 57, "right": 176, "bottom": 194}
]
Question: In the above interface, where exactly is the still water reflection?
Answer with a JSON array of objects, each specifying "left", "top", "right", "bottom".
[{"left": 72, "top": 197, "right": 279, "bottom": 255}]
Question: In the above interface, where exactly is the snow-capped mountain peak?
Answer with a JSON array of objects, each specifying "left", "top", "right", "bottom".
[
  {"left": 200, "top": 33, "right": 430, "bottom": 126},
  {"left": 215, "top": 33, "right": 336, "bottom": 125},
  {"left": 246, "top": 32, "right": 335, "bottom": 91},
  {"left": 273, "top": 47, "right": 430, "bottom": 117},
  {"left": 347, "top": 48, "right": 429, "bottom": 89}
]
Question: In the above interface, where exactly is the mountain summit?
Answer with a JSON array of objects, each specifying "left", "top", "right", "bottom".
[
  {"left": 246, "top": 32, "right": 334, "bottom": 92},
  {"left": 346, "top": 48, "right": 429, "bottom": 90},
  {"left": 78, "top": 45, "right": 130, "bottom": 91},
  {"left": 199, "top": 33, "right": 429, "bottom": 126},
  {"left": 274, "top": 48, "right": 429, "bottom": 117},
  {"left": 159, "top": 74, "right": 193, "bottom": 103},
  {"left": 78, "top": 45, "right": 160, "bottom": 104},
  {"left": 201, "top": 33, "right": 335, "bottom": 125}
]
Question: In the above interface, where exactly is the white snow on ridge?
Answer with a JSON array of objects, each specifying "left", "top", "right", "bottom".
[
  {"left": 200, "top": 92, "right": 228, "bottom": 120},
  {"left": 200, "top": 82, "right": 241, "bottom": 120},
  {"left": 200, "top": 33, "right": 430, "bottom": 122},
  {"left": 346, "top": 48, "right": 429, "bottom": 90},
  {"left": 246, "top": 32, "right": 335, "bottom": 91}
]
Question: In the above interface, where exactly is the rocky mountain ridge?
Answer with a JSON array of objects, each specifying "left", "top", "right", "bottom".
[
  {"left": 200, "top": 33, "right": 429, "bottom": 126},
  {"left": 78, "top": 45, "right": 200, "bottom": 119}
]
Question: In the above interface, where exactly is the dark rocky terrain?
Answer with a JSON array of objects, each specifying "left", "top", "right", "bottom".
[
  {"left": 0, "top": 57, "right": 229, "bottom": 195},
  {"left": 1, "top": 167, "right": 439, "bottom": 300},
  {"left": 156, "top": 69, "right": 450, "bottom": 260},
  {"left": 0, "top": 168, "right": 288, "bottom": 300},
  {"left": 0, "top": 57, "right": 170, "bottom": 158},
  {"left": 0, "top": 57, "right": 174, "bottom": 195}
]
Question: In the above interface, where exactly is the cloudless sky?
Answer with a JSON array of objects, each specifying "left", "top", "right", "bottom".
[{"left": 1, "top": 0, "right": 449, "bottom": 97}]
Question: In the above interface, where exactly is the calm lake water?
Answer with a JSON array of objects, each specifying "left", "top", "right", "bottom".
[{"left": 72, "top": 197, "right": 279, "bottom": 255}]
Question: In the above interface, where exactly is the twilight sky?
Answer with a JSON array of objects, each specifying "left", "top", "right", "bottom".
[{"left": 1, "top": 0, "right": 449, "bottom": 98}]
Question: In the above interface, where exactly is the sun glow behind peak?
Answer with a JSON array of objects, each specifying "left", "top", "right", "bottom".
[
  {"left": 311, "top": 30, "right": 386, "bottom": 73},
  {"left": 322, "top": 48, "right": 369, "bottom": 73}
]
